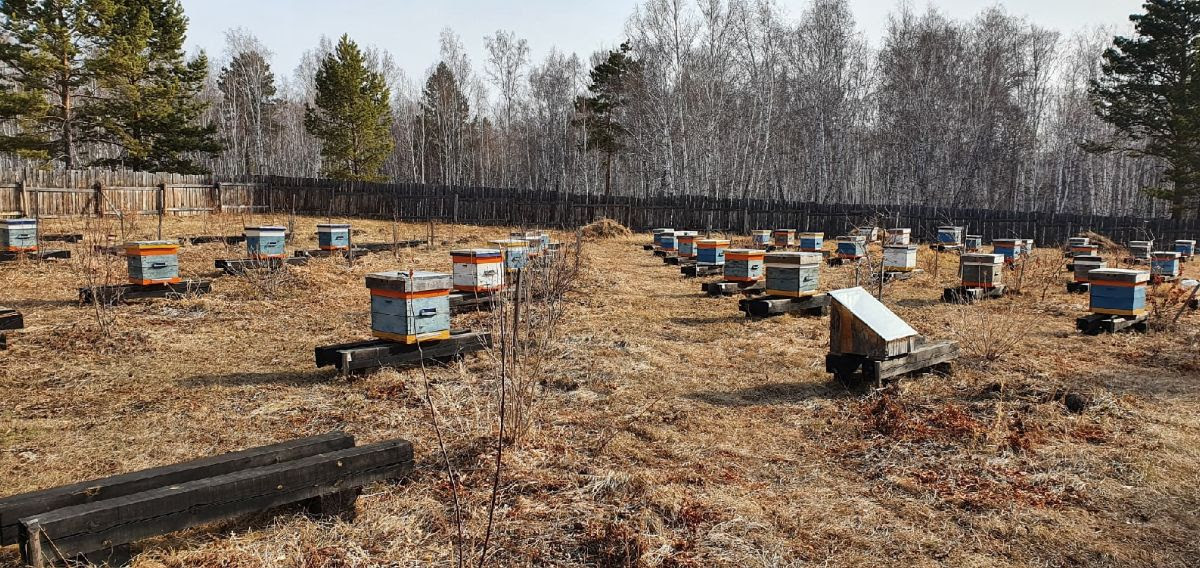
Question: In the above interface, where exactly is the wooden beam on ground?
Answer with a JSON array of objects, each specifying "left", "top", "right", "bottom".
[
  {"left": 38, "top": 233, "right": 83, "bottom": 243},
  {"left": 78, "top": 280, "right": 212, "bottom": 305},
  {"left": 315, "top": 330, "right": 491, "bottom": 373},
  {"left": 0, "top": 308, "right": 23, "bottom": 331},
  {"left": 356, "top": 240, "right": 426, "bottom": 252},
  {"left": 215, "top": 257, "right": 307, "bottom": 275},
  {"left": 449, "top": 291, "right": 505, "bottom": 314},
  {"left": 0, "top": 250, "right": 70, "bottom": 262},
  {"left": 739, "top": 294, "right": 830, "bottom": 318},
  {"left": 868, "top": 341, "right": 960, "bottom": 381},
  {"left": 188, "top": 235, "right": 247, "bottom": 245}
]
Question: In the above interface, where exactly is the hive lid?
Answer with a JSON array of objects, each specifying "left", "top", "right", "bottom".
[
  {"left": 887, "top": 228, "right": 911, "bottom": 234},
  {"left": 884, "top": 244, "right": 918, "bottom": 251},
  {"left": 674, "top": 230, "right": 698, "bottom": 237},
  {"left": 1129, "top": 240, "right": 1152, "bottom": 246},
  {"left": 765, "top": 251, "right": 822, "bottom": 265},
  {"left": 316, "top": 223, "right": 351, "bottom": 229},
  {"left": 961, "top": 253, "right": 1003, "bottom": 264},
  {"left": 1153, "top": 251, "right": 1182, "bottom": 258},
  {"left": 652, "top": 228, "right": 673, "bottom": 234},
  {"left": 828, "top": 287, "right": 919, "bottom": 343},
  {"left": 366, "top": 270, "right": 451, "bottom": 292},
  {"left": 799, "top": 232, "right": 823, "bottom": 237},
  {"left": 751, "top": 229, "right": 772, "bottom": 234},
  {"left": 836, "top": 235, "right": 866, "bottom": 242},
  {"left": 489, "top": 239, "right": 529, "bottom": 247},
  {"left": 992, "top": 239, "right": 1019, "bottom": 244},
  {"left": 727, "top": 248, "right": 766, "bottom": 255},
  {"left": 125, "top": 240, "right": 177, "bottom": 249},
  {"left": 1, "top": 218, "right": 36, "bottom": 225},
  {"left": 451, "top": 248, "right": 502, "bottom": 257},
  {"left": 697, "top": 239, "right": 730, "bottom": 246},
  {"left": 966, "top": 234, "right": 982, "bottom": 239},
  {"left": 773, "top": 228, "right": 796, "bottom": 233},
  {"left": 1176, "top": 239, "right": 1196, "bottom": 245},
  {"left": 938, "top": 225, "right": 964, "bottom": 230},
  {"left": 1088, "top": 268, "right": 1149, "bottom": 283}
]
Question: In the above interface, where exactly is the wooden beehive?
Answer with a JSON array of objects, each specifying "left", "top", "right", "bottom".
[
  {"left": 316, "top": 223, "right": 351, "bottom": 251},
  {"left": 1174, "top": 239, "right": 1196, "bottom": 258},
  {"left": 992, "top": 239, "right": 1020, "bottom": 262},
  {"left": 764, "top": 252, "right": 821, "bottom": 297},
  {"left": 656, "top": 231, "right": 677, "bottom": 252},
  {"left": 964, "top": 235, "right": 983, "bottom": 252},
  {"left": 1067, "top": 237, "right": 1090, "bottom": 249},
  {"left": 773, "top": 229, "right": 796, "bottom": 248},
  {"left": 1072, "top": 255, "right": 1106, "bottom": 283},
  {"left": 245, "top": 226, "right": 287, "bottom": 260},
  {"left": 854, "top": 227, "right": 881, "bottom": 242},
  {"left": 1088, "top": 268, "right": 1149, "bottom": 316},
  {"left": 883, "top": 245, "right": 918, "bottom": 271},
  {"left": 451, "top": 249, "right": 504, "bottom": 292},
  {"left": 828, "top": 287, "right": 919, "bottom": 359},
  {"left": 937, "top": 226, "right": 964, "bottom": 246},
  {"left": 723, "top": 249, "right": 765, "bottom": 282},
  {"left": 798, "top": 232, "right": 824, "bottom": 252},
  {"left": 124, "top": 241, "right": 181, "bottom": 285},
  {"left": 885, "top": 228, "right": 911, "bottom": 245},
  {"left": 1152, "top": 251, "right": 1181, "bottom": 278},
  {"left": 676, "top": 231, "right": 699, "bottom": 259},
  {"left": 1070, "top": 242, "right": 1098, "bottom": 257},
  {"left": 652, "top": 229, "right": 673, "bottom": 249},
  {"left": 751, "top": 230, "right": 772, "bottom": 247},
  {"left": 0, "top": 218, "right": 37, "bottom": 252},
  {"left": 696, "top": 239, "right": 730, "bottom": 265},
  {"left": 835, "top": 236, "right": 865, "bottom": 259},
  {"left": 960, "top": 253, "right": 1004, "bottom": 288},
  {"left": 1129, "top": 240, "right": 1152, "bottom": 260},
  {"left": 511, "top": 231, "right": 546, "bottom": 258},
  {"left": 366, "top": 271, "right": 452, "bottom": 344},
  {"left": 488, "top": 239, "right": 530, "bottom": 270}
]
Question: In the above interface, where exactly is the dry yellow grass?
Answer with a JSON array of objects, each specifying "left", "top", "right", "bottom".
[{"left": 1, "top": 215, "right": 1199, "bottom": 567}]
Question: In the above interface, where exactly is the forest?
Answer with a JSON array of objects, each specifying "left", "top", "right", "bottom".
[{"left": 0, "top": 0, "right": 1195, "bottom": 218}]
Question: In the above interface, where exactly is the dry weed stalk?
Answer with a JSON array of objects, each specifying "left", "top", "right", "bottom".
[{"left": 79, "top": 213, "right": 121, "bottom": 337}]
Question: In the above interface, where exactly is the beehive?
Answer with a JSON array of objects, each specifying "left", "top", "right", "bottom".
[
  {"left": 798, "top": 232, "right": 824, "bottom": 252},
  {"left": 885, "top": 228, "right": 911, "bottom": 245},
  {"left": 489, "top": 239, "right": 529, "bottom": 270},
  {"left": 124, "top": 241, "right": 181, "bottom": 285},
  {"left": 1151, "top": 251, "right": 1181, "bottom": 278},
  {"left": 1129, "top": 240, "right": 1152, "bottom": 260},
  {"left": 835, "top": 236, "right": 865, "bottom": 259},
  {"left": 451, "top": 249, "right": 504, "bottom": 292},
  {"left": 511, "top": 232, "right": 546, "bottom": 258},
  {"left": 937, "top": 226, "right": 964, "bottom": 246},
  {"left": 652, "top": 229, "right": 674, "bottom": 249},
  {"left": 1019, "top": 239, "right": 1035, "bottom": 255},
  {"left": 676, "top": 231, "right": 699, "bottom": 259},
  {"left": 773, "top": 229, "right": 796, "bottom": 248},
  {"left": 1087, "top": 268, "right": 1149, "bottom": 316},
  {"left": 883, "top": 245, "right": 918, "bottom": 271},
  {"left": 960, "top": 253, "right": 1004, "bottom": 288},
  {"left": 1067, "top": 237, "right": 1089, "bottom": 249},
  {"left": 764, "top": 252, "right": 821, "bottom": 297},
  {"left": 1072, "top": 255, "right": 1106, "bottom": 283},
  {"left": 724, "top": 249, "right": 765, "bottom": 282},
  {"left": 696, "top": 239, "right": 730, "bottom": 265},
  {"left": 855, "top": 227, "right": 880, "bottom": 242},
  {"left": 0, "top": 218, "right": 37, "bottom": 252},
  {"left": 828, "top": 287, "right": 919, "bottom": 359},
  {"left": 1175, "top": 239, "right": 1196, "bottom": 258},
  {"left": 964, "top": 235, "right": 983, "bottom": 252},
  {"left": 245, "top": 226, "right": 287, "bottom": 260},
  {"left": 1069, "top": 240, "right": 1098, "bottom": 257},
  {"left": 751, "top": 230, "right": 772, "bottom": 247},
  {"left": 366, "top": 271, "right": 451, "bottom": 344},
  {"left": 656, "top": 231, "right": 677, "bottom": 252},
  {"left": 992, "top": 239, "right": 1020, "bottom": 262},
  {"left": 316, "top": 223, "right": 351, "bottom": 251}
]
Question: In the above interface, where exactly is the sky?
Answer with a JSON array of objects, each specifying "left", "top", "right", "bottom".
[{"left": 180, "top": 0, "right": 1141, "bottom": 85}]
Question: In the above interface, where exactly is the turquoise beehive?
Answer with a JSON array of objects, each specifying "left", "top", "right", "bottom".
[
  {"left": 1088, "top": 268, "right": 1148, "bottom": 316},
  {"left": 366, "top": 271, "right": 452, "bottom": 344},
  {"left": 0, "top": 218, "right": 37, "bottom": 252},
  {"left": 245, "top": 226, "right": 287, "bottom": 259},
  {"left": 317, "top": 224, "right": 351, "bottom": 250}
]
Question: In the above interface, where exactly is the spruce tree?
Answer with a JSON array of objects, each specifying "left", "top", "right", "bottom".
[
  {"left": 90, "top": 0, "right": 220, "bottom": 173},
  {"left": 304, "top": 34, "right": 393, "bottom": 182},
  {"left": 577, "top": 42, "right": 639, "bottom": 198},
  {"left": 1090, "top": 0, "right": 1200, "bottom": 218}
]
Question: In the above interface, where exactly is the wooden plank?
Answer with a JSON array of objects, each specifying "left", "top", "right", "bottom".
[
  {"left": 681, "top": 264, "right": 721, "bottom": 278},
  {"left": 0, "top": 250, "right": 70, "bottom": 261},
  {"left": 0, "top": 308, "right": 23, "bottom": 331},
  {"left": 215, "top": 257, "right": 307, "bottom": 275},
  {"left": 78, "top": 280, "right": 213, "bottom": 305},
  {"left": 0, "top": 432, "right": 354, "bottom": 546},
  {"left": 316, "top": 330, "right": 492, "bottom": 373},
  {"left": 356, "top": 240, "right": 427, "bottom": 252},
  {"left": 869, "top": 341, "right": 960, "bottom": 380},
  {"left": 39, "top": 233, "right": 83, "bottom": 243},
  {"left": 189, "top": 235, "right": 246, "bottom": 245},
  {"left": 449, "top": 291, "right": 506, "bottom": 314},
  {"left": 739, "top": 293, "right": 830, "bottom": 318},
  {"left": 19, "top": 439, "right": 412, "bottom": 564}
]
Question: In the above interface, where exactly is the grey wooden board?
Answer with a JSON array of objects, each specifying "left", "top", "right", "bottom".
[
  {"left": 869, "top": 341, "right": 960, "bottom": 380},
  {"left": 702, "top": 280, "right": 764, "bottom": 296},
  {"left": 681, "top": 264, "right": 722, "bottom": 278},
  {"left": 315, "top": 329, "right": 491, "bottom": 373},
  {"left": 19, "top": 439, "right": 412, "bottom": 564},
  {"left": 1075, "top": 313, "right": 1148, "bottom": 335},
  {"left": 39, "top": 233, "right": 83, "bottom": 243},
  {"left": 449, "top": 291, "right": 505, "bottom": 313},
  {"left": 293, "top": 248, "right": 373, "bottom": 259},
  {"left": 356, "top": 240, "right": 426, "bottom": 252},
  {"left": 78, "top": 280, "right": 212, "bottom": 305},
  {"left": 187, "top": 235, "right": 246, "bottom": 245},
  {"left": 0, "top": 432, "right": 354, "bottom": 546}
]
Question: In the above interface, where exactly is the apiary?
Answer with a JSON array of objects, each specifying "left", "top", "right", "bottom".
[
  {"left": 937, "top": 226, "right": 964, "bottom": 246},
  {"left": 245, "top": 226, "right": 287, "bottom": 260},
  {"left": 964, "top": 235, "right": 983, "bottom": 252},
  {"left": 1087, "top": 268, "right": 1149, "bottom": 316},
  {"left": 696, "top": 239, "right": 729, "bottom": 265},
  {"left": 751, "top": 230, "right": 772, "bottom": 247},
  {"left": 960, "top": 253, "right": 1004, "bottom": 288},
  {"left": 451, "top": 249, "right": 504, "bottom": 292},
  {"left": 366, "top": 271, "right": 452, "bottom": 344},
  {"left": 1072, "top": 255, "right": 1106, "bottom": 283},
  {"left": 764, "top": 252, "right": 821, "bottom": 297},
  {"left": 885, "top": 228, "right": 911, "bottom": 245},
  {"left": 799, "top": 232, "right": 824, "bottom": 252},
  {"left": 883, "top": 245, "right": 918, "bottom": 272},
  {"left": 773, "top": 229, "right": 796, "bottom": 248},
  {"left": 676, "top": 231, "right": 699, "bottom": 259},
  {"left": 316, "top": 224, "right": 351, "bottom": 251},
  {"left": 1175, "top": 239, "right": 1195, "bottom": 259},
  {"left": 1152, "top": 251, "right": 1181, "bottom": 279},
  {"left": 1129, "top": 240, "right": 1152, "bottom": 260},
  {"left": 0, "top": 218, "right": 37, "bottom": 252},
  {"left": 489, "top": 239, "right": 529, "bottom": 270},
  {"left": 992, "top": 239, "right": 1021, "bottom": 262},
  {"left": 724, "top": 249, "right": 765, "bottom": 282},
  {"left": 835, "top": 236, "right": 865, "bottom": 259},
  {"left": 124, "top": 241, "right": 181, "bottom": 285}
]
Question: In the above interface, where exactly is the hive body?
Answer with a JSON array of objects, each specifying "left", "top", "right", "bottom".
[
  {"left": 724, "top": 249, "right": 765, "bottom": 282},
  {"left": 765, "top": 252, "right": 821, "bottom": 297},
  {"left": 696, "top": 239, "right": 729, "bottom": 265},
  {"left": 1087, "top": 268, "right": 1149, "bottom": 316},
  {"left": 751, "top": 230, "right": 772, "bottom": 247},
  {"left": 885, "top": 228, "right": 911, "bottom": 245},
  {"left": 451, "top": 249, "right": 505, "bottom": 292},
  {"left": 1072, "top": 255, "right": 1106, "bottom": 283},
  {"left": 676, "top": 231, "right": 699, "bottom": 259},
  {"left": 937, "top": 226, "right": 964, "bottom": 246},
  {"left": 1128, "top": 241, "right": 1152, "bottom": 260},
  {"left": 773, "top": 229, "right": 796, "bottom": 248},
  {"left": 489, "top": 240, "right": 530, "bottom": 270},
  {"left": 1151, "top": 251, "right": 1181, "bottom": 278},
  {"left": 960, "top": 253, "right": 1004, "bottom": 288},
  {"left": 1174, "top": 239, "right": 1195, "bottom": 258},
  {"left": 125, "top": 241, "right": 181, "bottom": 285},
  {"left": 883, "top": 245, "right": 918, "bottom": 271},
  {"left": 964, "top": 235, "right": 983, "bottom": 252},
  {"left": 316, "top": 224, "right": 351, "bottom": 251},
  {"left": 366, "top": 271, "right": 452, "bottom": 344},
  {"left": 799, "top": 232, "right": 824, "bottom": 252},
  {"left": 245, "top": 226, "right": 287, "bottom": 260},
  {"left": 836, "top": 236, "right": 865, "bottom": 259},
  {"left": 0, "top": 218, "right": 37, "bottom": 252}
]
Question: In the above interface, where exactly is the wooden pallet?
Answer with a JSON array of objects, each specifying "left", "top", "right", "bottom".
[
  {"left": 826, "top": 339, "right": 959, "bottom": 385},
  {"left": 315, "top": 329, "right": 491, "bottom": 374},
  {"left": 215, "top": 257, "right": 308, "bottom": 275},
  {"left": 0, "top": 250, "right": 70, "bottom": 261},
  {"left": 701, "top": 280, "right": 765, "bottom": 297},
  {"left": 681, "top": 263, "right": 721, "bottom": 278},
  {"left": 39, "top": 233, "right": 83, "bottom": 243},
  {"left": 739, "top": 293, "right": 830, "bottom": 318},
  {"left": 642, "top": 244, "right": 655, "bottom": 251},
  {"left": 79, "top": 280, "right": 212, "bottom": 305},
  {"left": 941, "top": 285, "right": 1006, "bottom": 304},
  {"left": 449, "top": 291, "right": 506, "bottom": 313},
  {"left": 1066, "top": 281, "right": 1090, "bottom": 294},
  {"left": 1075, "top": 313, "right": 1148, "bottom": 335}
]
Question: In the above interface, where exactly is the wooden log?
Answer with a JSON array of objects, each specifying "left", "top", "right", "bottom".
[
  {"left": 18, "top": 439, "right": 412, "bottom": 566},
  {"left": 315, "top": 329, "right": 492, "bottom": 374},
  {"left": 1075, "top": 313, "right": 1148, "bottom": 335},
  {"left": 78, "top": 280, "right": 213, "bottom": 305},
  {"left": 0, "top": 432, "right": 354, "bottom": 546}
]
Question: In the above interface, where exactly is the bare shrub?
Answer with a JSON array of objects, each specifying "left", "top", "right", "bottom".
[
  {"left": 78, "top": 213, "right": 123, "bottom": 336},
  {"left": 951, "top": 303, "right": 1037, "bottom": 367},
  {"left": 1146, "top": 280, "right": 1199, "bottom": 332}
]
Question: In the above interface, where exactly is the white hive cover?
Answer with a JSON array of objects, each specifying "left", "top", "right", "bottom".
[{"left": 828, "top": 287, "right": 918, "bottom": 342}]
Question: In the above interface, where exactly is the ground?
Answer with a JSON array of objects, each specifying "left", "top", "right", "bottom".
[{"left": 1, "top": 214, "right": 1198, "bottom": 567}]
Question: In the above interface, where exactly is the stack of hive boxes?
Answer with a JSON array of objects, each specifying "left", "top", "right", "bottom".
[
  {"left": 883, "top": 245, "right": 918, "bottom": 272},
  {"left": 489, "top": 239, "right": 529, "bottom": 270},
  {"left": 937, "top": 226, "right": 964, "bottom": 247},
  {"left": 1128, "top": 240, "right": 1152, "bottom": 261},
  {"left": 885, "top": 228, "right": 911, "bottom": 245},
  {"left": 367, "top": 271, "right": 452, "bottom": 344},
  {"left": 1174, "top": 239, "right": 1195, "bottom": 260},
  {"left": 764, "top": 252, "right": 821, "bottom": 297},
  {"left": 1073, "top": 255, "right": 1106, "bottom": 285},
  {"left": 1151, "top": 251, "right": 1181, "bottom": 280},
  {"left": 964, "top": 235, "right": 983, "bottom": 252},
  {"left": 451, "top": 249, "right": 504, "bottom": 293},
  {"left": 960, "top": 253, "right": 1004, "bottom": 289},
  {"left": 676, "top": 231, "right": 699, "bottom": 260}
]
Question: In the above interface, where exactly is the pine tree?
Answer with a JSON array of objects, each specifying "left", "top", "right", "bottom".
[
  {"left": 577, "top": 42, "right": 639, "bottom": 199},
  {"left": 1090, "top": 0, "right": 1200, "bottom": 218},
  {"left": 0, "top": 0, "right": 109, "bottom": 167},
  {"left": 89, "top": 0, "right": 221, "bottom": 173},
  {"left": 417, "top": 62, "right": 470, "bottom": 184},
  {"left": 304, "top": 34, "right": 393, "bottom": 182},
  {"left": 218, "top": 49, "right": 277, "bottom": 174}
]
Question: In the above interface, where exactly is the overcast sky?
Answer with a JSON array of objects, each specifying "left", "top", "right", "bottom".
[{"left": 180, "top": 0, "right": 1141, "bottom": 84}]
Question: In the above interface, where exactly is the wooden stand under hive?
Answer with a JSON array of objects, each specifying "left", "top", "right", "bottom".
[
  {"left": 828, "top": 236, "right": 865, "bottom": 266},
  {"left": 0, "top": 218, "right": 69, "bottom": 261},
  {"left": 1151, "top": 251, "right": 1181, "bottom": 282},
  {"left": 944, "top": 253, "right": 1006, "bottom": 303},
  {"left": 448, "top": 249, "right": 507, "bottom": 313},
  {"left": 670, "top": 231, "right": 699, "bottom": 266},
  {"left": 824, "top": 287, "right": 959, "bottom": 385},
  {"left": 682, "top": 238, "right": 728, "bottom": 277},
  {"left": 1067, "top": 254, "right": 1105, "bottom": 293},
  {"left": 80, "top": 241, "right": 212, "bottom": 305},
  {"left": 1076, "top": 268, "right": 1149, "bottom": 335},
  {"left": 702, "top": 249, "right": 766, "bottom": 296},
  {"left": 0, "top": 307, "right": 23, "bottom": 350},
  {"left": 933, "top": 226, "right": 964, "bottom": 251},
  {"left": 739, "top": 252, "right": 828, "bottom": 317}
]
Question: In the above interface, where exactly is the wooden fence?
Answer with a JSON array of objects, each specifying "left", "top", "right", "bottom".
[{"left": 0, "top": 169, "right": 1197, "bottom": 245}]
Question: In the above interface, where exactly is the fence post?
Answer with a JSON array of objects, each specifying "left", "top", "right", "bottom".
[
  {"left": 15, "top": 180, "right": 24, "bottom": 217},
  {"left": 93, "top": 182, "right": 103, "bottom": 217},
  {"left": 212, "top": 182, "right": 222, "bottom": 215},
  {"left": 157, "top": 182, "right": 165, "bottom": 240},
  {"left": 453, "top": 192, "right": 459, "bottom": 224}
]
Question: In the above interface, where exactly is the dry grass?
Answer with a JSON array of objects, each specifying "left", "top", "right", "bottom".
[
  {"left": 580, "top": 218, "right": 632, "bottom": 241},
  {"left": 1, "top": 218, "right": 1199, "bottom": 567}
]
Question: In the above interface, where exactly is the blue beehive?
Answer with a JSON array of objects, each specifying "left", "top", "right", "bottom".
[
  {"left": 835, "top": 236, "right": 865, "bottom": 259},
  {"left": 245, "top": 226, "right": 287, "bottom": 259},
  {"left": 696, "top": 239, "right": 729, "bottom": 265},
  {"left": 724, "top": 249, "right": 765, "bottom": 282},
  {"left": 652, "top": 228, "right": 673, "bottom": 248},
  {"left": 124, "top": 241, "right": 181, "bottom": 285},
  {"left": 992, "top": 239, "right": 1020, "bottom": 263},
  {"left": 0, "top": 218, "right": 37, "bottom": 252},
  {"left": 1087, "top": 268, "right": 1148, "bottom": 316},
  {"left": 676, "top": 231, "right": 699, "bottom": 259},
  {"left": 490, "top": 239, "right": 530, "bottom": 270},
  {"left": 656, "top": 231, "right": 677, "bottom": 252},
  {"left": 937, "top": 226, "right": 964, "bottom": 245},
  {"left": 367, "top": 271, "right": 452, "bottom": 344},
  {"left": 1175, "top": 239, "right": 1195, "bottom": 258},
  {"left": 317, "top": 224, "right": 351, "bottom": 250},
  {"left": 799, "top": 232, "right": 824, "bottom": 252},
  {"left": 751, "top": 230, "right": 772, "bottom": 247},
  {"left": 1151, "top": 251, "right": 1181, "bottom": 279},
  {"left": 765, "top": 252, "right": 822, "bottom": 297}
]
